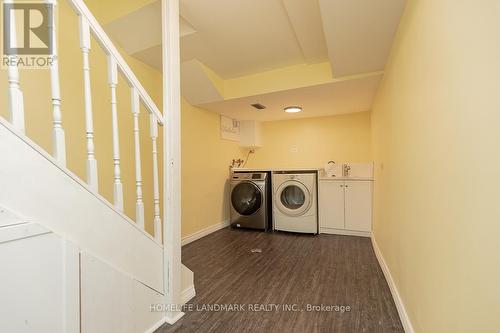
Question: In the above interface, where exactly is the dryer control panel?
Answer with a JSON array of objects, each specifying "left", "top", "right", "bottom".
[{"left": 232, "top": 172, "right": 267, "bottom": 181}]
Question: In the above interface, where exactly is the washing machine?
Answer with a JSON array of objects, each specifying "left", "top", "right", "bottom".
[
  {"left": 230, "top": 172, "right": 269, "bottom": 230},
  {"left": 272, "top": 171, "right": 318, "bottom": 234}
]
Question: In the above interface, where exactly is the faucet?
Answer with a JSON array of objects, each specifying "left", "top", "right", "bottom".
[{"left": 343, "top": 164, "right": 351, "bottom": 177}]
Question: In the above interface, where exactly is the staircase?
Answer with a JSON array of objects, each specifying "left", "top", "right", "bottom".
[{"left": 0, "top": 0, "right": 192, "bottom": 331}]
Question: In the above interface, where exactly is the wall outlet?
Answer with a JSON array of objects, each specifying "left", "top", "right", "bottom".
[{"left": 290, "top": 147, "right": 299, "bottom": 153}]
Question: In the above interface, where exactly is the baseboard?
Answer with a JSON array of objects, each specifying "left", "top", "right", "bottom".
[
  {"left": 371, "top": 236, "right": 415, "bottom": 333},
  {"left": 164, "top": 311, "right": 185, "bottom": 325},
  {"left": 144, "top": 318, "right": 166, "bottom": 333},
  {"left": 182, "top": 220, "right": 230, "bottom": 246},
  {"left": 181, "top": 284, "right": 196, "bottom": 304},
  {"left": 148, "top": 288, "right": 192, "bottom": 331},
  {"left": 320, "top": 227, "right": 371, "bottom": 238}
]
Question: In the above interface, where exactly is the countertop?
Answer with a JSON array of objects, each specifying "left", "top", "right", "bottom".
[
  {"left": 231, "top": 167, "right": 373, "bottom": 180},
  {"left": 318, "top": 176, "right": 373, "bottom": 181},
  {"left": 232, "top": 167, "right": 321, "bottom": 172}
]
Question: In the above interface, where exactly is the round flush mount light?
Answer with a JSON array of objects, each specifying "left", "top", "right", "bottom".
[{"left": 284, "top": 106, "right": 302, "bottom": 113}]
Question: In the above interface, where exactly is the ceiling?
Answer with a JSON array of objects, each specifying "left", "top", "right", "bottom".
[
  {"left": 104, "top": 0, "right": 406, "bottom": 121},
  {"left": 201, "top": 74, "right": 382, "bottom": 121},
  {"left": 180, "top": 0, "right": 320, "bottom": 79},
  {"left": 319, "top": 0, "right": 407, "bottom": 77}
]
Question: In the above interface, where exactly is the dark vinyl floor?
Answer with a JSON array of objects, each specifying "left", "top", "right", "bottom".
[{"left": 157, "top": 228, "right": 403, "bottom": 333}]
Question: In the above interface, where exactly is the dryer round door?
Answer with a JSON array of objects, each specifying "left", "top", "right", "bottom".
[
  {"left": 275, "top": 180, "right": 311, "bottom": 216},
  {"left": 231, "top": 181, "right": 263, "bottom": 216}
]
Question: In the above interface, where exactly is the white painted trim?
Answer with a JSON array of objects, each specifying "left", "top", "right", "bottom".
[
  {"left": 0, "top": 222, "right": 50, "bottom": 244},
  {"left": 181, "top": 285, "right": 196, "bottom": 304},
  {"left": 144, "top": 318, "right": 167, "bottom": 333},
  {"left": 320, "top": 227, "right": 371, "bottom": 238},
  {"left": 182, "top": 220, "right": 230, "bottom": 246},
  {"left": 371, "top": 236, "right": 415, "bottom": 333},
  {"left": 165, "top": 311, "right": 185, "bottom": 325},
  {"left": 0, "top": 205, "right": 27, "bottom": 228},
  {"left": 162, "top": 0, "right": 184, "bottom": 325},
  {"left": 62, "top": 240, "right": 80, "bottom": 332}
]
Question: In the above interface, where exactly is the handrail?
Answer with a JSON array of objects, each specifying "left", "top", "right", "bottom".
[{"left": 67, "top": 0, "right": 164, "bottom": 125}]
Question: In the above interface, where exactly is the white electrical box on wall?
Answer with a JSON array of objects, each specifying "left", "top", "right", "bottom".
[
  {"left": 220, "top": 116, "right": 240, "bottom": 142},
  {"left": 239, "top": 120, "right": 262, "bottom": 148}
]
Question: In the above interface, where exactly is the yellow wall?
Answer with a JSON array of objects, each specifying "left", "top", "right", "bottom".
[
  {"left": 0, "top": 0, "right": 163, "bottom": 236},
  {"left": 371, "top": 0, "right": 500, "bottom": 331},
  {"left": 246, "top": 112, "right": 372, "bottom": 169},
  {"left": 181, "top": 99, "right": 244, "bottom": 237},
  {"left": 178, "top": 109, "right": 371, "bottom": 238},
  {"left": 224, "top": 62, "right": 333, "bottom": 99}
]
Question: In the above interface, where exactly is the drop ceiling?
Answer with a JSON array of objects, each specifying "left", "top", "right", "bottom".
[
  {"left": 201, "top": 74, "right": 382, "bottom": 122},
  {"left": 104, "top": 0, "right": 407, "bottom": 121}
]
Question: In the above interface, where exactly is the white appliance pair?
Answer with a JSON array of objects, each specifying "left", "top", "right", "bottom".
[{"left": 272, "top": 170, "right": 318, "bottom": 234}]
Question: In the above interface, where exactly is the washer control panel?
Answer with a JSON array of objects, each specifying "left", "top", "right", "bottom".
[{"left": 232, "top": 172, "right": 267, "bottom": 181}]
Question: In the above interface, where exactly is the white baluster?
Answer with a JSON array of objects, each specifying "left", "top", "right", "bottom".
[
  {"left": 47, "top": 0, "right": 66, "bottom": 165},
  {"left": 131, "top": 88, "right": 145, "bottom": 228},
  {"left": 108, "top": 56, "right": 123, "bottom": 211},
  {"left": 150, "top": 113, "right": 161, "bottom": 242},
  {"left": 5, "top": 0, "right": 25, "bottom": 132},
  {"left": 79, "top": 16, "right": 98, "bottom": 191}
]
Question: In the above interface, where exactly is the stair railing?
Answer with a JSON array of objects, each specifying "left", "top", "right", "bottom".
[{"left": 3, "top": 0, "right": 164, "bottom": 243}]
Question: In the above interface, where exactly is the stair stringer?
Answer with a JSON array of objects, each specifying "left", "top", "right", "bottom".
[{"left": 0, "top": 118, "right": 163, "bottom": 293}]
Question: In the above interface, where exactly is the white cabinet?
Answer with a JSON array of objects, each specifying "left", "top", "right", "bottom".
[
  {"left": 319, "top": 180, "right": 345, "bottom": 229},
  {"left": 239, "top": 120, "right": 262, "bottom": 148},
  {"left": 319, "top": 180, "right": 373, "bottom": 237},
  {"left": 344, "top": 181, "right": 372, "bottom": 232}
]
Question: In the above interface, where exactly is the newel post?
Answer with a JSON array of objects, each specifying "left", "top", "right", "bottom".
[{"left": 162, "top": 0, "right": 184, "bottom": 324}]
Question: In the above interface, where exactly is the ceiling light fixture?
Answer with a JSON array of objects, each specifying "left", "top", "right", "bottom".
[{"left": 284, "top": 106, "right": 302, "bottom": 113}]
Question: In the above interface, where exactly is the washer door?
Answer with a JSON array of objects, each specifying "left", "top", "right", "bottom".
[
  {"left": 231, "top": 181, "right": 262, "bottom": 216},
  {"left": 275, "top": 180, "right": 311, "bottom": 216}
]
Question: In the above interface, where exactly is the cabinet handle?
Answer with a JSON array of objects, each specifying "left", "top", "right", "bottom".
[
  {"left": 345, "top": 185, "right": 349, "bottom": 188},
  {"left": 340, "top": 185, "right": 344, "bottom": 187}
]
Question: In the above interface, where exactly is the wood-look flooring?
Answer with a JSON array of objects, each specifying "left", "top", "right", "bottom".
[{"left": 157, "top": 228, "right": 403, "bottom": 333}]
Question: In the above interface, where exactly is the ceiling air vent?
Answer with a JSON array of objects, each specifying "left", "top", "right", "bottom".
[{"left": 251, "top": 103, "right": 266, "bottom": 110}]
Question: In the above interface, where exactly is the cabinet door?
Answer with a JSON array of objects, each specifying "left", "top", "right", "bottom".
[
  {"left": 319, "top": 181, "right": 345, "bottom": 229},
  {"left": 344, "top": 181, "right": 372, "bottom": 232}
]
